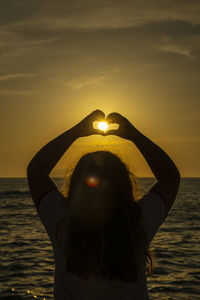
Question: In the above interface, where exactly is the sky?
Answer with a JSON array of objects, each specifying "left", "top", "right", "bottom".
[{"left": 0, "top": 0, "right": 200, "bottom": 178}]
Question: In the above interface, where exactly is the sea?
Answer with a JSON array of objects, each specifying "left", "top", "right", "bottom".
[{"left": 0, "top": 177, "right": 199, "bottom": 300}]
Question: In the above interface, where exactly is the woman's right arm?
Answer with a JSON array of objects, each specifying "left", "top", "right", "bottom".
[{"left": 105, "top": 112, "right": 181, "bottom": 217}]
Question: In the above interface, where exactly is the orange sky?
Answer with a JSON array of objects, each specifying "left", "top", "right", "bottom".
[{"left": 0, "top": 0, "right": 200, "bottom": 177}]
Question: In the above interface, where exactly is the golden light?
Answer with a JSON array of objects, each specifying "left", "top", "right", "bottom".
[{"left": 98, "top": 121, "right": 108, "bottom": 131}]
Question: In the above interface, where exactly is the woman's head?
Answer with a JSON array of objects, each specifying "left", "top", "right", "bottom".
[
  {"left": 56, "top": 151, "right": 153, "bottom": 283},
  {"left": 66, "top": 151, "right": 137, "bottom": 229}
]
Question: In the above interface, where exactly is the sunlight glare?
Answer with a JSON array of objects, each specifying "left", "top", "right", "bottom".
[
  {"left": 98, "top": 121, "right": 108, "bottom": 131},
  {"left": 85, "top": 176, "right": 100, "bottom": 187}
]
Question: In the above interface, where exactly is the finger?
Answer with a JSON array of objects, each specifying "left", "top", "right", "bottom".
[
  {"left": 81, "top": 110, "right": 104, "bottom": 124},
  {"left": 90, "top": 127, "right": 105, "bottom": 136},
  {"left": 99, "top": 131, "right": 107, "bottom": 136},
  {"left": 90, "top": 109, "right": 105, "bottom": 121},
  {"left": 104, "top": 130, "right": 118, "bottom": 136},
  {"left": 105, "top": 112, "right": 122, "bottom": 123}
]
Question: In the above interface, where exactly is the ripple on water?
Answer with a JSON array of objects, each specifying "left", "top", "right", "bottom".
[{"left": 0, "top": 177, "right": 200, "bottom": 300}]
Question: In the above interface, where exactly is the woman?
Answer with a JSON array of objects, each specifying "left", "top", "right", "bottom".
[{"left": 27, "top": 109, "right": 180, "bottom": 300}]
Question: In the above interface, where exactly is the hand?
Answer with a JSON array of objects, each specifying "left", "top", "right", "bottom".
[
  {"left": 104, "top": 112, "right": 139, "bottom": 141},
  {"left": 70, "top": 109, "right": 106, "bottom": 138}
]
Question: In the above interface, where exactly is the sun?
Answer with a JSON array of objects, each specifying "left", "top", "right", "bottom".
[{"left": 98, "top": 121, "right": 108, "bottom": 131}]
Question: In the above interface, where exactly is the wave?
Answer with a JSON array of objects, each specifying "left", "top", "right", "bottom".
[
  {"left": 0, "top": 288, "right": 47, "bottom": 300},
  {"left": 0, "top": 296, "right": 25, "bottom": 300},
  {"left": 0, "top": 190, "right": 30, "bottom": 198}
]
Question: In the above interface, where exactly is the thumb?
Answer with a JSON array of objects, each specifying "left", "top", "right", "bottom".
[
  {"left": 104, "top": 129, "right": 119, "bottom": 136},
  {"left": 90, "top": 109, "right": 105, "bottom": 122},
  {"left": 90, "top": 126, "right": 106, "bottom": 136},
  {"left": 106, "top": 112, "right": 121, "bottom": 124}
]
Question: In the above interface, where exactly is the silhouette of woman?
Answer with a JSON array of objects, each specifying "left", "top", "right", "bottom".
[{"left": 27, "top": 109, "right": 180, "bottom": 300}]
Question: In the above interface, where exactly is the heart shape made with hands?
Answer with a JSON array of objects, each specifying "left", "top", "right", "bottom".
[{"left": 93, "top": 120, "right": 119, "bottom": 132}]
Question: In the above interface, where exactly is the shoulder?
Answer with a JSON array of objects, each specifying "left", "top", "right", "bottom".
[
  {"left": 38, "top": 188, "right": 67, "bottom": 215},
  {"left": 36, "top": 188, "right": 68, "bottom": 240},
  {"left": 137, "top": 191, "right": 167, "bottom": 217},
  {"left": 136, "top": 191, "right": 167, "bottom": 243},
  {"left": 27, "top": 169, "right": 59, "bottom": 211}
]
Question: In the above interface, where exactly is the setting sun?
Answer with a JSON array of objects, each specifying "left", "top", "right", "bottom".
[{"left": 98, "top": 121, "right": 108, "bottom": 131}]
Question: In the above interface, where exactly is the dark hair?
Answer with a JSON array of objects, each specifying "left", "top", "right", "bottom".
[{"left": 56, "top": 151, "right": 154, "bottom": 283}]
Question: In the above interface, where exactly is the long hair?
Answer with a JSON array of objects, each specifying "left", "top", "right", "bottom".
[{"left": 56, "top": 151, "right": 154, "bottom": 283}]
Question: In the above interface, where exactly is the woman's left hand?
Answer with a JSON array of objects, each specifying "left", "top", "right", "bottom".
[{"left": 70, "top": 109, "right": 106, "bottom": 138}]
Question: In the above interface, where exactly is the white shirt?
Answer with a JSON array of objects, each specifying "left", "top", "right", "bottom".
[{"left": 38, "top": 189, "right": 166, "bottom": 300}]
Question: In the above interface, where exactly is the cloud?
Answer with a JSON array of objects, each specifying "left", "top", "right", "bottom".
[
  {"left": 0, "top": 28, "right": 59, "bottom": 48},
  {"left": 82, "top": 56, "right": 96, "bottom": 66},
  {"left": 1, "top": 0, "right": 200, "bottom": 31},
  {"left": 154, "top": 33, "right": 200, "bottom": 59},
  {"left": 0, "top": 2, "right": 199, "bottom": 94},
  {"left": 48, "top": 65, "right": 121, "bottom": 89},
  {"left": 48, "top": 74, "right": 106, "bottom": 90},
  {"left": 157, "top": 43, "right": 194, "bottom": 59},
  {"left": 0, "top": 89, "right": 40, "bottom": 96},
  {"left": 0, "top": 73, "right": 36, "bottom": 81}
]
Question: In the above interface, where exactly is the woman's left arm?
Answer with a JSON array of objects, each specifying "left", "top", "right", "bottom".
[
  {"left": 27, "top": 127, "right": 78, "bottom": 175},
  {"left": 27, "top": 109, "right": 105, "bottom": 210}
]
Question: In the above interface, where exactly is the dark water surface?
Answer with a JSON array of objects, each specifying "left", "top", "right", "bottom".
[{"left": 0, "top": 177, "right": 200, "bottom": 299}]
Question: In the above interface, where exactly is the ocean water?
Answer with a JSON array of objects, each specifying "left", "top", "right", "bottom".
[{"left": 0, "top": 177, "right": 200, "bottom": 300}]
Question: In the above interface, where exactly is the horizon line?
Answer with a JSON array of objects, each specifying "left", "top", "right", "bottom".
[{"left": 0, "top": 176, "right": 199, "bottom": 179}]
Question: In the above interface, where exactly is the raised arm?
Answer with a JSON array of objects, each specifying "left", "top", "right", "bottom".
[
  {"left": 27, "top": 110, "right": 105, "bottom": 210},
  {"left": 105, "top": 112, "right": 181, "bottom": 217},
  {"left": 27, "top": 110, "right": 105, "bottom": 174},
  {"left": 130, "top": 130, "right": 180, "bottom": 215}
]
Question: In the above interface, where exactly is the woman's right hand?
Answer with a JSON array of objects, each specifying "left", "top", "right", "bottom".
[{"left": 104, "top": 112, "right": 139, "bottom": 141}]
